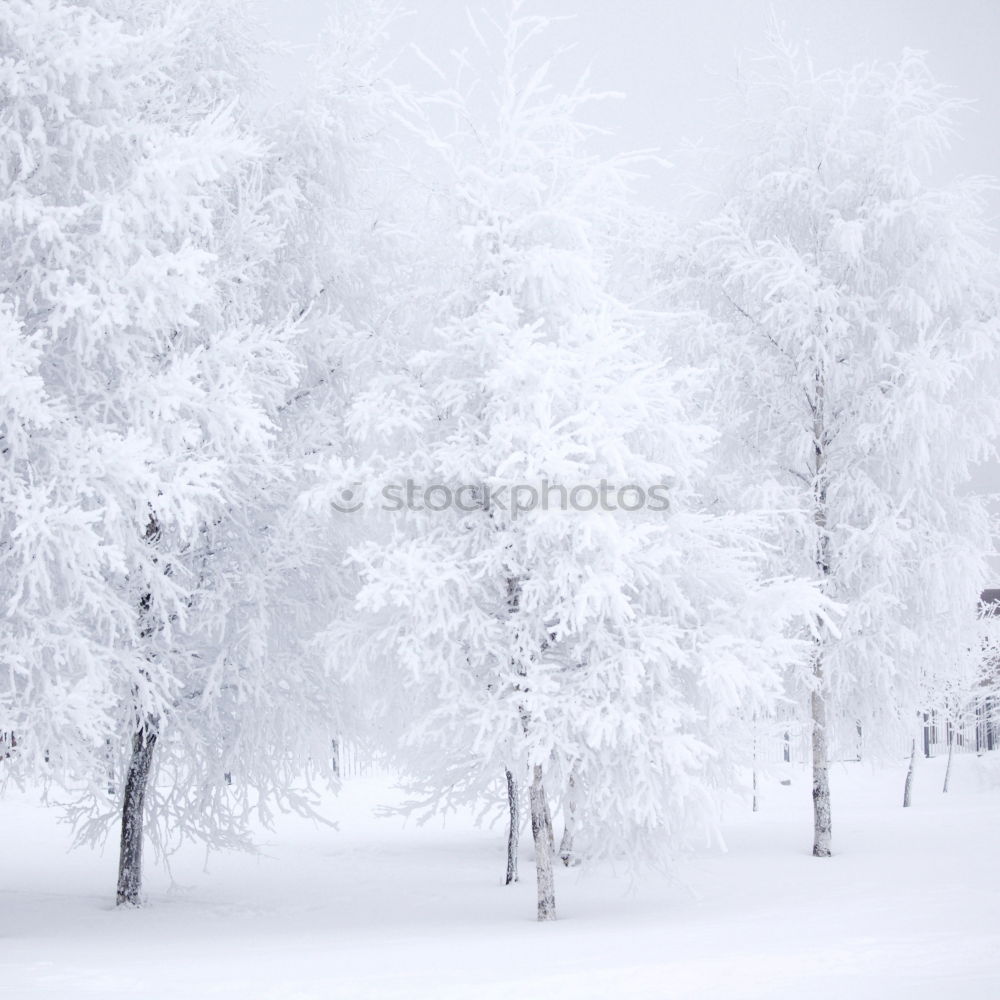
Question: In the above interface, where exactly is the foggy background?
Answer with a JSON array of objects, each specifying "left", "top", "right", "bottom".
[
  {"left": 255, "top": 0, "right": 1000, "bottom": 560},
  {"left": 257, "top": 0, "right": 1000, "bottom": 192}
]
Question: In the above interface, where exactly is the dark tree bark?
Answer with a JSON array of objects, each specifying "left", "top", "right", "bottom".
[
  {"left": 529, "top": 764, "right": 556, "bottom": 921},
  {"left": 116, "top": 717, "right": 158, "bottom": 906},
  {"left": 505, "top": 768, "right": 519, "bottom": 885},
  {"left": 117, "top": 512, "right": 162, "bottom": 907}
]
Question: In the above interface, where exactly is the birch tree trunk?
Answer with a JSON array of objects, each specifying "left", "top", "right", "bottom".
[
  {"left": 105, "top": 737, "right": 116, "bottom": 797},
  {"left": 508, "top": 572, "right": 555, "bottom": 916},
  {"left": 529, "top": 764, "right": 556, "bottom": 921},
  {"left": 116, "top": 717, "right": 158, "bottom": 906},
  {"left": 811, "top": 671, "right": 832, "bottom": 856},
  {"left": 811, "top": 368, "right": 833, "bottom": 858},
  {"left": 942, "top": 727, "right": 954, "bottom": 793},
  {"left": 542, "top": 792, "right": 555, "bottom": 857},
  {"left": 505, "top": 768, "right": 519, "bottom": 885},
  {"left": 558, "top": 770, "right": 579, "bottom": 866},
  {"left": 902, "top": 737, "right": 916, "bottom": 807}
]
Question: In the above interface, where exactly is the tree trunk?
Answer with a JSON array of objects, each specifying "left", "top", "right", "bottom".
[
  {"left": 559, "top": 771, "right": 579, "bottom": 866},
  {"left": 506, "top": 573, "right": 554, "bottom": 917},
  {"left": 942, "top": 728, "right": 954, "bottom": 793},
  {"left": 902, "top": 737, "right": 916, "bottom": 808},
  {"left": 105, "top": 737, "right": 116, "bottom": 796},
  {"left": 810, "top": 367, "right": 832, "bottom": 858},
  {"left": 505, "top": 768, "right": 519, "bottom": 885},
  {"left": 116, "top": 718, "right": 158, "bottom": 906},
  {"left": 118, "top": 515, "right": 163, "bottom": 906},
  {"left": 541, "top": 791, "right": 555, "bottom": 856},
  {"left": 811, "top": 677, "right": 832, "bottom": 856},
  {"left": 529, "top": 764, "right": 556, "bottom": 921}
]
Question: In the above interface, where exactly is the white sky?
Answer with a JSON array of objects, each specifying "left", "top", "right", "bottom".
[
  {"left": 256, "top": 0, "right": 1000, "bottom": 196},
  {"left": 254, "top": 0, "right": 1000, "bottom": 538}
]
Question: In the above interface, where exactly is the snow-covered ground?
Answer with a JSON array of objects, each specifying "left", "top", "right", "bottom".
[{"left": 4, "top": 753, "right": 1000, "bottom": 999}]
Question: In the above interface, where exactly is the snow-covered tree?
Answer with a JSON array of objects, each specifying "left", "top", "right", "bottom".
[
  {"left": 686, "top": 43, "right": 1000, "bottom": 855},
  {"left": 310, "top": 6, "right": 821, "bottom": 921},
  {"left": 0, "top": 0, "right": 339, "bottom": 904}
]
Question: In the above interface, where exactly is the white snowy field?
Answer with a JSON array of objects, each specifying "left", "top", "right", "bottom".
[{"left": 3, "top": 755, "right": 1000, "bottom": 1000}]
